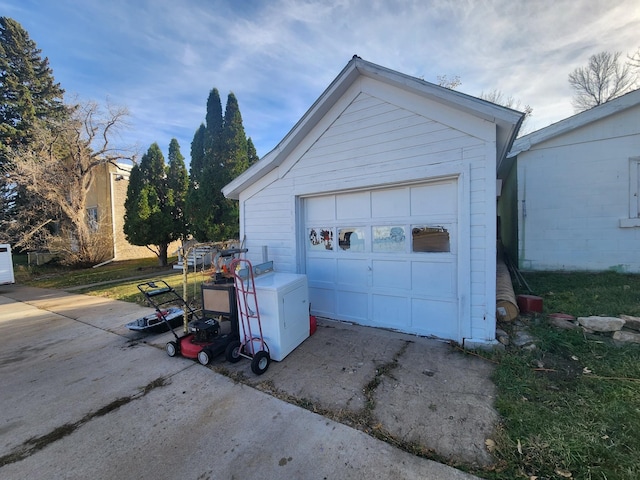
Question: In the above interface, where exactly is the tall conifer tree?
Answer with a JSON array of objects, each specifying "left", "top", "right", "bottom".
[
  {"left": 167, "top": 138, "right": 189, "bottom": 241},
  {"left": 0, "top": 17, "right": 69, "bottom": 236},
  {"left": 247, "top": 137, "right": 259, "bottom": 168},
  {"left": 124, "top": 142, "right": 181, "bottom": 266},
  {"left": 187, "top": 90, "right": 257, "bottom": 241},
  {"left": 0, "top": 17, "right": 67, "bottom": 160}
]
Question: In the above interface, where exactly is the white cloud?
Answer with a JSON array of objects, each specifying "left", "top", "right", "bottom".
[{"left": 3, "top": 0, "right": 639, "bottom": 160}]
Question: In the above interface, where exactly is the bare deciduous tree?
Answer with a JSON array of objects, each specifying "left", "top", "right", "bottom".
[
  {"left": 480, "top": 89, "right": 533, "bottom": 136},
  {"left": 437, "top": 74, "right": 462, "bottom": 90},
  {"left": 2, "top": 101, "right": 134, "bottom": 265},
  {"left": 629, "top": 47, "right": 640, "bottom": 71},
  {"left": 568, "top": 51, "right": 636, "bottom": 112}
]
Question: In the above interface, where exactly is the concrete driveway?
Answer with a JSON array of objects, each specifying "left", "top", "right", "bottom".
[{"left": 0, "top": 284, "right": 490, "bottom": 479}]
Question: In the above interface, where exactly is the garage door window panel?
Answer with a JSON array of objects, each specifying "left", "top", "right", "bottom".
[
  {"left": 372, "top": 226, "right": 406, "bottom": 252},
  {"left": 308, "top": 227, "right": 334, "bottom": 250},
  {"left": 338, "top": 227, "right": 366, "bottom": 251},
  {"left": 412, "top": 225, "right": 450, "bottom": 252}
]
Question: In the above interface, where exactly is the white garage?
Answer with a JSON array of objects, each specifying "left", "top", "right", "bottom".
[
  {"left": 304, "top": 181, "right": 459, "bottom": 339},
  {"left": 223, "top": 57, "right": 523, "bottom": 346}
]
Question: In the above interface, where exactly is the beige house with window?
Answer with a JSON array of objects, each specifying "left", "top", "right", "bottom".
[{"left": 86, "top": 162, "right": 181, "bottom": 263}]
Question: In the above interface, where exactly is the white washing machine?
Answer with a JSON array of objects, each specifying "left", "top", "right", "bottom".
[{"left": 248, "top": 272, "right": 309, "bottom": 361}]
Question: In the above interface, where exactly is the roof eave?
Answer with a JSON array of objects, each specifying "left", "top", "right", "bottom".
[
  {"left": 224, "top": 56, "right": 525, "bottom": 199},
  {"left": 508, "top": 88, "right": 640, "bottom": 159}
]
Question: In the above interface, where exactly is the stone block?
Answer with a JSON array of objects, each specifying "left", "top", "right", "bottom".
[
  {"left": 619, "top": 315, "right": 640, "bottom": 332},
  {"left": 577, "top": 316, "right": 625, "bottom": 332},
  {"left": 612, "top": 330, "right": 640, "bottom": 344}
]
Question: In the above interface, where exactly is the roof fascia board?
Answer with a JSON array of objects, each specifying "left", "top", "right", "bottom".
[
  {"left": 355, "top": 60, "right": 522, "bottom": 127},
  {"left": 224, "top": 56, "right": 524, "bottom": 199},
  {"left": 509, "top": 88, "right": 640, "bottom": 158},
  {"left": 223, "top": 58, "right": 361, "bottom": 199}
]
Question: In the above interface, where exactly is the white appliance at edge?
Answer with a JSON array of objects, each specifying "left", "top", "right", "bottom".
[{"left": 250, "top": 272, "right": 309, "bottom": 362}]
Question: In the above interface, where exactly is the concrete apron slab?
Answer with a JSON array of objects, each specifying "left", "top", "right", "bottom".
[
  {"left": 0, "top": 367, "right": 479, "bottom": 480},
  {"left": 193, "top": 319, "right": 498, "bottom": 467},
  {"left": 0, "top": 291, "right": 193, "bottom": 458},
  {"left": 0, "top": 285, "right": 491, "bottom": 477}
]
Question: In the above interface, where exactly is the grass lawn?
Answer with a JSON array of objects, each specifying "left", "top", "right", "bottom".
[
  {"left": 483, "top": 271, "right": 640, "bottom": 480},
  {"left": 14, "top": 259, "right": 640, "bottom": 479},
  {"left": 14, "top": 255, "right": 209, "bottom": 306}
]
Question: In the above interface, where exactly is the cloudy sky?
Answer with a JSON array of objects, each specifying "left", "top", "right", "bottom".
[{"left": 3, "top": 0, "right": 639, "bottom": 163}]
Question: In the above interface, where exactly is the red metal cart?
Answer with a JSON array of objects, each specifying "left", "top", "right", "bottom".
[{"left": 227, "top": 258, "right": 271, "bottom": 375}]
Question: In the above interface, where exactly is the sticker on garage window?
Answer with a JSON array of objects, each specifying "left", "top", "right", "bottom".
[
  {"left": 372, "top": 226, "right": 405, "bottom": 252},
  {"left": 412, "top": 226, "right": 450, "bottom": 252},
  {"left": 338, "top": 228, "right": 365, "bottom": 252},
  {"left": 308, "top": 228, "right": 334, "bottom": 250}
]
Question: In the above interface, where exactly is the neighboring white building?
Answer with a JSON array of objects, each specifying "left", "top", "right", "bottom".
[
  {"left": 224, "top": 57, "right": 522, "bottom": 346},
  {"left": 500, "top": 88, "right": 640, "bottom": 273}
]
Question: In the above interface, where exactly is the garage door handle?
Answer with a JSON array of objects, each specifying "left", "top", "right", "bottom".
[{"left": 368, "top": 266, "right": 372, "bottom": 271}]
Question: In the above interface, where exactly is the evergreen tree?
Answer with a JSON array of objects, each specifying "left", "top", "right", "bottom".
[
  {"left": 204, "top": 88, "right": 223, "bottom": 161},
  {"left": 247, "top": 137, "right": 259, "bottom": 168},
  {"left": 167, "top": 138, "right": 189, "bottom": 241},
  {"left": 0, "top": 17, "right": 67, "bottom": 159},
  {"left": 186, "top": 90, "right": 257, "bottom": 242},
  {"left": 215, "top": 92, "right": 249, "bottom": 239},
  {"left": 185, "top": 124, "right": 207, "bottom": 240},
  {"left": 187, "top": 89, "right": 226, "bottom": 241},
  {"left": 222, "top": 93, "right": 248, "bottom": 179},
  {"left": 0, "top": 17, "right": 69, "bottom": 239},
  {"left": 189, "top": 124, "right": 206, "bottom": 180},
  {"left": 124, "top": 142, "right": 180, "bottom": 266}
]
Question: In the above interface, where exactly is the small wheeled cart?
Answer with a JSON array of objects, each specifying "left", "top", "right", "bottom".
[{"left": 226, "top": 258, "right": 271, "bottom": 375}]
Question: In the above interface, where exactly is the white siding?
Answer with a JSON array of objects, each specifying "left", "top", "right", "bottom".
[
  {"left": 517, "top": 106, "right": 640, "bottom": 272},
  {"left": 239, "top": 79, "right": 499, "bottom": 342}
]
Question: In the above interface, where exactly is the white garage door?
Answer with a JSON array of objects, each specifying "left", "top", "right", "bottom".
[{"left": 304, "top": 179, "right": 459, "bottom": 339}]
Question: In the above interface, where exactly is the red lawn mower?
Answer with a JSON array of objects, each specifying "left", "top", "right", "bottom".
[{"left": 136, "top": 254, "right": 271, "bottom": 375}]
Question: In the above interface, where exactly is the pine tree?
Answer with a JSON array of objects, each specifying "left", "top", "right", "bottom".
[
  {"left": 222, "top": 93, "right": 248, "bottom": 179},
  {"left": 124, "top": 142, "right": 180, "bottom": 266},
  {"left": 215, "top": 92, "right": 249, "bottom": 239},
  {"left": 0, "top": 17, "right": 67, "bottom": 160},
  {"left": 247, "top": 137, "right": 259, "bottom": 168},
  {"left": 186, "top": 89, "right": 257, "bottom": 241},
  {"left": 185, "top": 124, "right": 207, "bottom": 240},
  {"left": 167, "top": 138, "right": 189, "bottom": 241},
  {"left": 0, "top": 17, "right": 69, "bottom": 239},
  {"left": 204, "top": 88, "right": 223, "bottom": 161},
  {"left": 186, "top": 89, "right": 224, "bottom": 241}
]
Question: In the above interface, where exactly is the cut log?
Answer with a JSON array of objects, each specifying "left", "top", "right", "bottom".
[{"left": 496, "top": 259, "right": 519, "bottom": 322}]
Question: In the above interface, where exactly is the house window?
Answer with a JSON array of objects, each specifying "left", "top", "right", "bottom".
[
  {"left": 87, "top": 207, "right": 98, "bottom": 231},
  {"left": 620, "top": 157, "right": 640, "bottom": 228}
]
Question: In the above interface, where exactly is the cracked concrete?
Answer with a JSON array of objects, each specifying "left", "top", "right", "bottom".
[
  {"left": 0, "top": 284, "right": 488, "bottom": 479},
  {"left": 216, "top": 319, "right": 498, "bottom": 467}
]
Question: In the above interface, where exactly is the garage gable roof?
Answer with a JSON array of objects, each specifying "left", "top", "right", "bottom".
[
  {"left": 508, "top": 88, "right": 640, "bottom": 158},
  {"left": 224, "top": 56, "right": 524, "bottom": 200}
]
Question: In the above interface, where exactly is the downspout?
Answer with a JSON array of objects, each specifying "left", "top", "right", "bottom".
[
  {"left": 92, "top": 168, "right": 118, "bottom": 268},
  {"left": 520, "top": 164, "right": 526, "bottom": 268}
]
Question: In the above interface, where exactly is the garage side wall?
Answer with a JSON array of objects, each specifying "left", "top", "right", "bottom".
[
  {"left": 517, "top": 107, "right": 640, "bottom": 273},
  {"left": 239, "top": 79, "right": 498, "bottom": 342}
]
